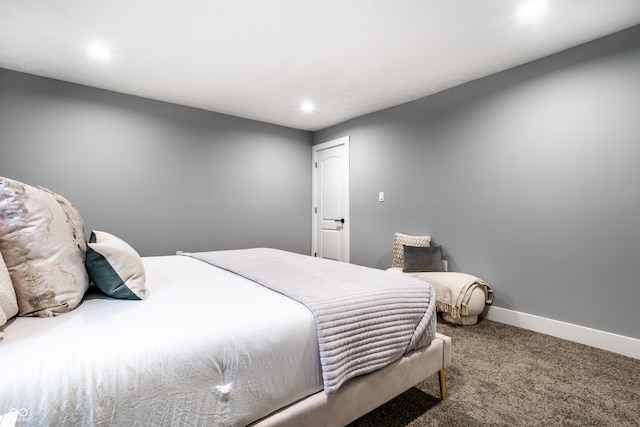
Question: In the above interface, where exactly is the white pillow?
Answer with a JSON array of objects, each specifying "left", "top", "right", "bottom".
[
  {"left": 391, "top": 232, "right": 431, "bottom": 268},
  {"left": 0, "top": 177, "right": 89, "bottom": 317},
  {"left": 85, "top": 231, "right": 147, "bottom": 300},
  {"left": 0, "top": 251, "right": 19, "bottom": 330}
]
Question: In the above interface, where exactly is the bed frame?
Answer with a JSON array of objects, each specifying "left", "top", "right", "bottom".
[{"left": 251, "top": 332, "right": 452, "bottom": 427}]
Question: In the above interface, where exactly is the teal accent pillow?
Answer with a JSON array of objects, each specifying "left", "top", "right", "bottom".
[
  {"left": 402, "top": 245, "right": 444, "bottom": 272},
  {"left": 86, "top": 231, "right": 146, "bottom": 300}
]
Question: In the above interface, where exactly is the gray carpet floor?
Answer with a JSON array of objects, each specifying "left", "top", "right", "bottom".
[{"left": 348, "top": 317, "right": 640, "bottom": 427}]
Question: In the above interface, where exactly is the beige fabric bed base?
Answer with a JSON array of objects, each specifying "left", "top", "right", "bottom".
[{"left": 251, "top": 333, "right": 452, "bottom": 427}]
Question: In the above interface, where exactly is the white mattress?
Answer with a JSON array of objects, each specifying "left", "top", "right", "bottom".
[{"left": 0, "top": 255, "right": 323, "bottom": 427}]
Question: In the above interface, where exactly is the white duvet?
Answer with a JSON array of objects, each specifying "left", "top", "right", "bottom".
[{"left": 0, "top": 255, "right": 322, "bottom": 427}]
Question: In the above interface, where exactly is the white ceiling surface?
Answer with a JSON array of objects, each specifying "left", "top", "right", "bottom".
[{"left": 1, "top": 1, "right": 640, "bottom": 131}]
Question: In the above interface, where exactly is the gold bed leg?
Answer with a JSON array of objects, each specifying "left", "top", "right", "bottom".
[{"left": 438, "top": 369, "right": 447, "bottom": 400}]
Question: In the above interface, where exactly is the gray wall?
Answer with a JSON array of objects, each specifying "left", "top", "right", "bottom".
[
  {"left": 0, "top": 68, "right": 313, "bottom": 256},
  {"left": 314, "top": 25, "right": 640, "bottom": 339},
  {"left": 2, "top": 25, "right": 639, "bottom": 340}
]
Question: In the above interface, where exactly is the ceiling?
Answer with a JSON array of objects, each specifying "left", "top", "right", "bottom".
[{"left": 1, "top": 1, "right": 640, "bottom": 131}]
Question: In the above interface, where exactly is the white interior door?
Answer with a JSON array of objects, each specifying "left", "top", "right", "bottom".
[{"left": 312, "top": 136, "right": 350, "bottom": 262}]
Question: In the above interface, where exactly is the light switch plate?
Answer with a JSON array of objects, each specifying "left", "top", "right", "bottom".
[{"left": 379, "top": 192, "right": 384, "bottom": 202}]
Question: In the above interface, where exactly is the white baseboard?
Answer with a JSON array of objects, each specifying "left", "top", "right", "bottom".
[{"left": 484, "top": 306, "right": 640, "bottom": 360}]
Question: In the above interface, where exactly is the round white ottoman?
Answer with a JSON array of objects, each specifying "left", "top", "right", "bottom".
[
  {"left": 386, "top": 267, "right": 488, "bottom": 326},
  {"left": 441, "top": 286, "right": 486, "bottom": 325}
]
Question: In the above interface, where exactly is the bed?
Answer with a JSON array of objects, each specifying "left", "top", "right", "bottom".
[{"left": 0, "top": 177, "right": 451, "bottom": 427}]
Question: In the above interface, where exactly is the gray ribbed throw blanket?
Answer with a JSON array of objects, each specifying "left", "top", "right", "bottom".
[{"left": 183, "top": 248, "right": 437, "bottom": 393}]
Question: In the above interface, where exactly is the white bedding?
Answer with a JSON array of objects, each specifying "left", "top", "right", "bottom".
[
  {"left": 0, "top": 255, "right": 323, "bottom": 427},
  {"left": 187, "top": 249, "right": 437, "bottom": 393}
]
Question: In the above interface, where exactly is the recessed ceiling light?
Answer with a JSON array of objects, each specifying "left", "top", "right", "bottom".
[
  {"left": 87, "top": 41, "right": 112, "bottom": 62},
  {"left": 301, "top": 100, "right": 314, "bottom": 113},
  {"left": 517, "top": 0, "right": 547, "bottom": 23}
]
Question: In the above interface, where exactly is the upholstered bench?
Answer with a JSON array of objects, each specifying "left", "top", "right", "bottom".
[
  {"left": 387, "top": 268, "right": 489, "bottom": 325},
  {"left": 388, "top": 232, "right": 493, "bottom": 326}
]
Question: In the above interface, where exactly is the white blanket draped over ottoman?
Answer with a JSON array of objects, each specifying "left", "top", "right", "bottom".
[{"left": 388, "top": 269, "right": 493, "bottom": 325}]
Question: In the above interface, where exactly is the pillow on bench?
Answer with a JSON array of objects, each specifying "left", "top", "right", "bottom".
[
  {"left": 402, "top": 245, "right": 443, "bottom": 273},
  {"left": 392, "top": 232, "right": 431, "bottom": 268}
]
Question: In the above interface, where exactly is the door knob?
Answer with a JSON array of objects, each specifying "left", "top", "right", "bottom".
[{"left": 334, "top": 218, "right": 345, "bottom": 224}]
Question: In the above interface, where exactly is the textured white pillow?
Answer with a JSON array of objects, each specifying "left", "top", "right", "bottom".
[
  {"left": 0, "top": 251, "right": 19, "bottom": 330},
  {"left": 86, "top": 231, "right": 147, "bottom": 300},
  {"left": 0, "top": 177, "right": 89, "bottom": 317},
  {"left": 392, "top": 232, "right": 431, "bottom": 268}
]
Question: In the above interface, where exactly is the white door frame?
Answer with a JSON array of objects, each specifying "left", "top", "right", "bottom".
[{"left": 312, "top": 136, "right": 350, "bottom": 262}]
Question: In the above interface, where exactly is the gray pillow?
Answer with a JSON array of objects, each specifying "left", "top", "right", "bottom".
[{"left": 402, "top": 245, "right": 443, "bottom": 272}]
